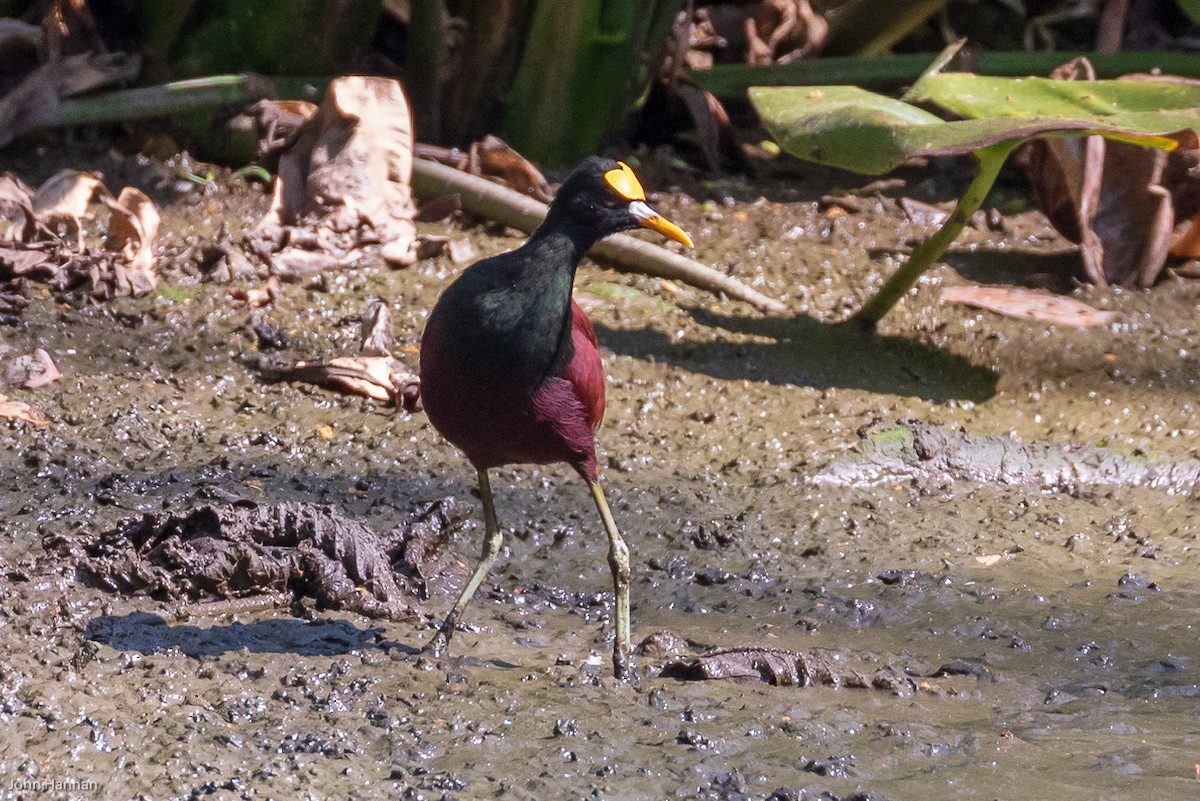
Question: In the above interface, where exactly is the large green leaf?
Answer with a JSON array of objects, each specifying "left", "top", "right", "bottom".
[
  {"left": 907, "top": 72, "right": 1200, "bottom": 123},
  {"left": 1177, "top": 0, "right": 1200, "bottom": 22},
  {"left": 750, "top": 83, "right": 1196, "bottom": 175}
]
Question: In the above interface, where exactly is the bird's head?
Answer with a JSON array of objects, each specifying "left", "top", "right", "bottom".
[{"left": 545, "top": 156, "right": 694, "bottom": 249}]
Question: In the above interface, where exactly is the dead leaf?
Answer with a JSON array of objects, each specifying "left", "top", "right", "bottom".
[
  {"left": 359, "top": 299, "right": 394, "bottom": 356},
  {"left": 679, "top": 8, "right": 724, "bottom": 71},
  {"left": 230, "top": 275, "right": 280, "bottom": 308},
  {"left": 252, "top": 76, "right": 417, "bottom": 275},
  {"left": 467, "top": 134, "right": 553, "bottom": 203},
  {"left": 0, "top": 244, "right": 60, "bottom": 281},
  {"left": 267, "top": 247, "right": 362, "bottom": 280},
  {"left": 2, "top": 170, "right": 159, "bottom": 299},
  {"left": 249, "top": 98, "right": 318, "bottom": 162},
  {"left": 0, "top": 391, "right": 49, "bottom": 426},
  {"left": 942, "top": 285, "right": 1117, "bottom": 327},
  {"left": 254, "top": 298, "right": 420, "bottom": 411},
  {"left": 199, "top": 241, "right": 258, "bottom": 283},
  {"left": 1025, "top": 58, "right": 1200, "bottom": 288},
  {"left": 745, "top": 0, "right": 828, "bottom": 65},
  {"left": 95, "top": 186, "right": 159, "bottom": 297},
  {"left": 0, "top": 173, "right": 38, "bottom": 241},
  {"left": 259, "top": 355, "right": 419, "bottom": 408},
  {"left": 447, "top": 238, "right": 477, "bottom": 265},
  {"left": 33, "top": 169, "right": 109, "bottom": 249},
  {"left": 1170, "top": 208, "right": 1200, "bottom": 259},
  {"left": 4, "top": 348, "right": 60, "bottom": 388}
]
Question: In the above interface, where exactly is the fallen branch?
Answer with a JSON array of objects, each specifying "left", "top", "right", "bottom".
[{"left": 411, "top": 158, "right": 788, "bottom": 314}]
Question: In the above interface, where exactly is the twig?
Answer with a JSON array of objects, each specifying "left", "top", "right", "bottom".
[{"left": 410, "top": 158, "right": 788, "bottom": 314}]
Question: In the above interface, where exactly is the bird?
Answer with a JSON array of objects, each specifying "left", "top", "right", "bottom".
[{"left": 419, "top": 156, "right": 693, "bottom": 679}]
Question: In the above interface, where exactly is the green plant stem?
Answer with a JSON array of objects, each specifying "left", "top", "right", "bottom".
[
  {"left": 409, "top": 0, "right": 445, "bottom": 141},
  {"left": 693, "top": 51, "right": 1200, "bottom": 96},
  {"left": 851, "top": 140, "right": 1020, "bottom": 329},
  {"left": 54, "top": 75, "right": 321, "bottom": 126}
]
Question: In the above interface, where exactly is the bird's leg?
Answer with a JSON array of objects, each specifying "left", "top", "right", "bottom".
[
  {"left": 589, "top": 481, "right": 632, "bottom": 680},
  {"left": 424, "top": 469, "right": 503, "bottom": 657}
]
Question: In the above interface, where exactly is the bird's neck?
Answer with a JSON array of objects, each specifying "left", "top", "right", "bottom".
[{"left": 524, "top": 221, "right": 600, "bottom": 268}]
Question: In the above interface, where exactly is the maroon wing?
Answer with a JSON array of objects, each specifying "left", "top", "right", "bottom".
[{"left": 564, "top": 300, "right": 605, "bottom": 432}]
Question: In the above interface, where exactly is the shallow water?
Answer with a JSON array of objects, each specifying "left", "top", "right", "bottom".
[{"left": 1, "top": 147, "right": 1199, "bottom": 800}]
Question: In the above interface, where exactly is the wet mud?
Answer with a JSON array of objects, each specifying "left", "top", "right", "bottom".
[{"left": 2, "top": 145, "right": 1200, "bottom": 800}]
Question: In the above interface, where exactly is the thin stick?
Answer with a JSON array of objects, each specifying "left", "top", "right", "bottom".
[{"left": 411, "top": 158, "right": 788, "bottom": 315}]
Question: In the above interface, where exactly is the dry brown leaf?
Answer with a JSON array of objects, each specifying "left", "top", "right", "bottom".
[
  {"left": 0, "top": 244, "right": 60, "bottom": 280},
  {"left": 942, "top": 285, "right": 1117, "bottom": 327},
  {"left": 4, "top": 348, "right": 60, "bottom": 388},
  {"left": 99, "top": 186, "right": 159, "bottom": 296},
  {"left": 745, "top": 0, "right": 827, "bottom": 65},
  {"left": 33, "top": 169, "right": 109, "bottom": 249},
  {"left": 261, "top": 355, "right": 419, "bottom": 408},
  {"left": 249, "top": 98, "right": 318, "bottom": 162},
  {"left": 255, "top": 298, "right": 420, "bottom": 410},
  {"left": 1170, "top": 208, "right": 1200, "bottom": 259},
  {"left": 1025, "top": 58, "right": 1200, "bottom": 288},
  {"left": 230, "top": 275, "right": 280, "bottom": 308},
  {"left": 359, "top": 299, "right": 394, "bottom": 356},
  {"left": 267, "top": 248, "right": 363, "bottom": 280},
  {"left": 467, "top": 134, "right": 553, "bottom": 203},
  {"left": 0, "top": 391, "right": 49, "bottom": 426},
  {"left": 321, "top": 356, "right": 399, "bottom": 402},
  {"left": 0, "top": 173, "right": 38, "bottom": 241},
  {"left": 252, "top": 76, "right": 416, "bottom": 275},
  {"left": 446, "top": 238, "right": 477, "bottom": 265}
]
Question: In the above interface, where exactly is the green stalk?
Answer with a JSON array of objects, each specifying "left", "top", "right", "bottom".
[
  {"left": 409, "top": 0, "right": 446, "bottom": 142},
  {"left": 851, "top": 139, "right": 1020, "bottom": 329},
  {"left": 53, "top": 75, "right": 321, "bottom": 126}
]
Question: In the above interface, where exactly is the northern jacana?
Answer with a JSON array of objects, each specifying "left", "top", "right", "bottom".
[{"left": 419, "top": 157, "right": 693, "bottom": 679}]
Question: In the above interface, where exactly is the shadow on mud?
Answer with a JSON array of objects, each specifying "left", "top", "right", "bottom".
[
  {"left": 597, "top": 311, "right": 997, "bottom": 402},
  {"left": 85, "top": 611, "right": 418, "bottom": 658}
]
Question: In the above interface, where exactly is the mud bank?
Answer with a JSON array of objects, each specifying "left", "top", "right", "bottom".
[{"left": 2, "top": 145, "right": 1199, "bottom": 800}]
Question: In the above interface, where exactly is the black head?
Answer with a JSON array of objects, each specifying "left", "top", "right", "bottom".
[{"left": 542, "top": 156, "right": 693, "bottom": 249}]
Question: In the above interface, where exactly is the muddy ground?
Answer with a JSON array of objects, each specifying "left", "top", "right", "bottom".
[{"left": 1, "top": 142, "right": 1199, "bottom": 801}]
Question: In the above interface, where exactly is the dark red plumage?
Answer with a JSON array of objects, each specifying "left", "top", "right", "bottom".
[{"left": 420, "top": 298, "right": 604, "bottom": 481}]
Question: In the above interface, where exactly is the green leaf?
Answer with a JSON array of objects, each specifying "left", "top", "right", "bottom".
[
  {"left": 749, "top": 83, "right": 1196, "bottom": 175},
  {"left": 907, "top": 72, "right": 1200, "bottom": 124}
]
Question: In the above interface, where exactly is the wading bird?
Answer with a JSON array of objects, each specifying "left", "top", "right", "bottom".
[{"left": 419, "top": 157, "right": 693, "bottom": 679}]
